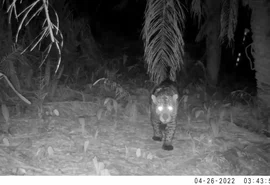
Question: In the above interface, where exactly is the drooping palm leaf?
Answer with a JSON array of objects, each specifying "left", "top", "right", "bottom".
[
  {"left": 142, "top": 0, "right": 186, "bottom": 84},
  {"left": 220, "top": 0, "right": 238, "bottom": 45},
  {"left": 220, "top": 0, "right": 230, "bottom": 43},
  {"left": 191, "top": 0, "right": 239, "bottom": 46},
  {"left": 190, "top": 0, "right": 205, "bottom": 28},
  {"left": 227, "top": 0, "right": 238, "bottom": 44}
]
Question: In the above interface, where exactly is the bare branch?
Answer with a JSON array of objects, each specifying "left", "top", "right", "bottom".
[{"left": 5, "top": 0, "right": 63, "bottom": 73}]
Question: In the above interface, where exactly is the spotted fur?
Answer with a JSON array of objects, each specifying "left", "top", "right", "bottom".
[{"left": 150, "top": 78, "right": 179, "bottom": 151}]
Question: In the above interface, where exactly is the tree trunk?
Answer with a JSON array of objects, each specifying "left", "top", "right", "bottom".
[
  {"left": 249, "top": 0, "right": 270, "bottom": 107},
  {"left": 205, "top": 0, "right": 222, "bottom": 87}
]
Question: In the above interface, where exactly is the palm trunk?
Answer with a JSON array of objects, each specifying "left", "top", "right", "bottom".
[
  {"left": 206, "top": 22, "right": 221, "bottom": 87},
  {"left": 249, "top": 0, "right": 270, "bottom": 107},
  {"left": 205, "top": 0, "right": 222, "bottom": 87}
]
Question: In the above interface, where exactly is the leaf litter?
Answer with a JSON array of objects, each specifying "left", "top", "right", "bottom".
[{"left": 0, "top": 85, "right": 269, "bottom": 175}]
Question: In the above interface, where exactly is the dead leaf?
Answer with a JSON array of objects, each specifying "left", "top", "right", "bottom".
[
  {"left": 1, "top": 104, "right": 9, "bottom": 123},
  {"left": 47, "top": 146, "right": 54, "bottom": 156},
  {"left": 104, "top": 98, "right": 114, "bottom": 112},
  {"left": 136, "top": 148, "right": 141, "bottom": 157},
  {"left": 3, "top": 138, "right": 9, "bottom": 146},
  {"left": 84, "top": 140, "right": 90, "bottom": 153},
  {"left": 96, "top": 109, "right": 104, "bottom": 120},
  {"left": 53, "top": 109, "right": 60, "bottom": 116},
  {"left": 112, "top": 99, "right": 118, "bottom": 115},
  {"left": 147, "top": 153, "right": 153, "bottom": 160}
]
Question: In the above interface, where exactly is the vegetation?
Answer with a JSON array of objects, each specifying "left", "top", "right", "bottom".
[{"left": 0, "top": 0, "right": 269, "bottom": 175}]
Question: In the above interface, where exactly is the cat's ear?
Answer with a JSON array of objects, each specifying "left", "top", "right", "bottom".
[
  {"left": 172, "top": 94, "right": 178, "bottom": 101},
  {"left": 151, "top": 95, "right": 157, "bottom": 104}
]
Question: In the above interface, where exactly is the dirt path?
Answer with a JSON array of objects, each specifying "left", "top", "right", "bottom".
[{"left": 0, "top": 99, "right": 269, "bottom": 175}]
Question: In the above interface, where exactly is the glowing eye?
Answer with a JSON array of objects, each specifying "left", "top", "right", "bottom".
[
  {"left": 157, "top": 106, "right": 163, "bottom": 111},
  {"left": 168, "top": 106, "right": 173, "bottom": 111}
]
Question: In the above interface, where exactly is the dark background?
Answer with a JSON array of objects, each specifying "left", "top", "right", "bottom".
[{"left": 65, "top": 0, "right": 255, "bottom": 89}]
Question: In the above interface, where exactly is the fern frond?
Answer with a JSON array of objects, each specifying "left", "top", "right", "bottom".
[{"left": 142, "top": 0, "right": 185, "bottom": 84}]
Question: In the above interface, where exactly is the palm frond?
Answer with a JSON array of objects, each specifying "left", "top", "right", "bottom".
[
  {"left": 142, "top": 0, "right": 185, "bottom": 84},
  {"left": 227, "top": 0, "right": 238, "bottom": 44},
  {"left": 220, "top": 0, "right": 238, "bottom": 45},
  {"left": 191, "top": 0, "right": 203, "bottom": 27},
  {"left": 220, "top": 0, "right": 230, "bottom": 43},
  {"left": 195, "top": 18, "right": 209, "bottom": 42}
]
